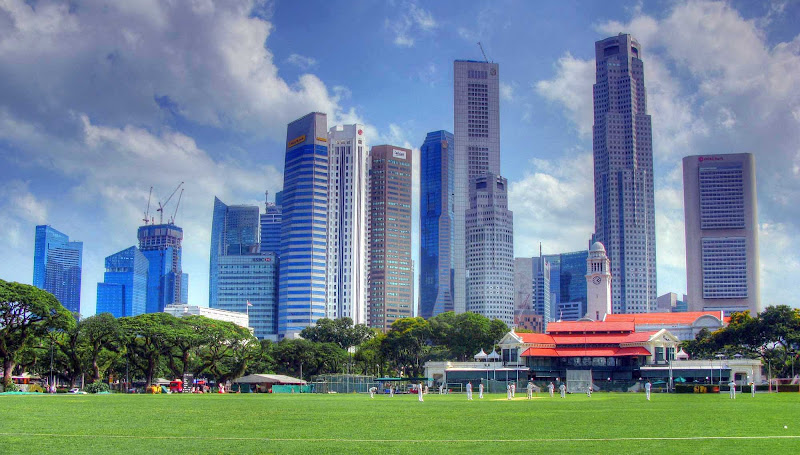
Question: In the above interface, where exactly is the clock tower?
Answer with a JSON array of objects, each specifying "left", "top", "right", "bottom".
[{"left": 585, "top": 242, "right": 612, "bottom": 320}]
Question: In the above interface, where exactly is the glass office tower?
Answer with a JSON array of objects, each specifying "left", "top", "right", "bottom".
[
  {"left": 96, "top": 246, "right": 148, "bottom": 317},
  {"left": 33, "top": 225, "right": 83, "bottom": 314}
]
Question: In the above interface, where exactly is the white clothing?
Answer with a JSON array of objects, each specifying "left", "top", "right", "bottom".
[
  {"left": 645, "top": 382, "right": 651, "bottom": 400},
  {"left": 418, "top": 385, "right": 424, "bottom": 402},
  {"left": 548, "top": 383, "right": 554, "bottom": 398},
  {"left": 729, "top": 381, "right": 736, "bottom": 399},
  {"left": 511, "top": 383, "right": 516, "bottom": 398},
  {"left": 559, "top": 384, "right": 566, "bottom": 398},
  {"left": 467, "top": 383, "right": 473, "bottom": 400},
  {"left": 479, "top": 383, "right": 484, "bottom": 399}
]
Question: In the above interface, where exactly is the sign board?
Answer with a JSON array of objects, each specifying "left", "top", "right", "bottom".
[
  {"left": 182, "top": 374, "right": 193, "bottom": 393},
  {"left": 287, "top": 135, "right": 306, "bottom": 148},
  {"left": 392, "top": 149, "right": 407, "bottom": 159}
]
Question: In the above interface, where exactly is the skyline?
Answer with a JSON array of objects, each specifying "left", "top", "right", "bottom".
[{"left": 1, "top": 0, "right": 799, "bottom": 315}]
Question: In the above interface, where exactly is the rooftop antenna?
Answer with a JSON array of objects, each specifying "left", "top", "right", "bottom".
[
  {"left": 477, "top": 42, "right": 490, "bottom": 62},
  {"left": 265, "top": 190, "right": 269, "bottom": 210}
]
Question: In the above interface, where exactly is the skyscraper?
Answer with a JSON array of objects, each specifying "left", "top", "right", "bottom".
[
  {"left": 513, "top": 257, "right": 533, "bottom": 323},
  {"left": 33, "top": 225, "right": 83, "bottom": 314},
  {"left": 260, "top": 191, "right": 282, "bottom": 256},
  {"left": 558, "top": 250, "right": 589, "bottom": 320},
  {"left": 137, "top": 223, "right": 187, "bottom": 313},
  {"left": 279, "top": 112, "right": 328, "bottom": 337},
  {"left": 96, "top": 246, "right": 148, "bottom": 318},
  {"left": 326, "top": 124, "right": 369, "bottom": 324},
  {"left": 216, "top": 253, "right": 278, "bottom": 340},
  {"left": 209, "top": 197, "right": 260, "bottom": 307},
  {"left": 465, "top": 173, "right": 514, "bottom": 326},
  {"left": 683, "top": 153, "right": 760, "bottom": 314},
  {"left": 454, "top": 60, "right": 501, "bottom": 314},
  {"left": 592, "top": 34, "right": 657, "bottom": 313},
  {"left": 531, "top": 255, "right": 551, "bottom": 325},
  {"left": 368, "top": 145, "right": 413, "bottom": 331},
  {"left": 543, "top": 254, "right": 561, "bottom": 322},
  {"left": 419, "top": 130, "right": 455, "bottom": 319}
]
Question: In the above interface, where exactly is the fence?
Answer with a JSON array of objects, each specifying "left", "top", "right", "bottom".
[{"left": 311, "top": 374, "right": 377, "bottom": 394}]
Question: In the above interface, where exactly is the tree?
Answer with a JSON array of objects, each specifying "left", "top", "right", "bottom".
[
  {"left": 118, "top": 313, "right": 177, "bottom": 386},
  {"left": 381, "top": 317, "right": 431, "bottom": 377},
  {"left": 165, "top": 315, "right": 210, "bottom": 379},
  {"left": 79, "top": 313, "right": 122, "bottom": 382},
  {"left": 0, "top": 280, "right": 75, "bottom": 389},
  {"left": 427, "top": 312, "right": 509, "bottom": 361},
  {"left": 195, "top": 319, "right": 256, "bottom": 383},
  {"left": 300, "top": 317, "right": 374, "bottom": 350}
]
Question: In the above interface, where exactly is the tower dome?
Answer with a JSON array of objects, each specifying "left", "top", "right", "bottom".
[{"left": 590, "top": 241, "right": 606, "bottom": 252}]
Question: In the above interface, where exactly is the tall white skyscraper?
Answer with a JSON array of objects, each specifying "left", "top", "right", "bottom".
[
  {"left": 454, "top": 60, "right": 501, "bottom": 314},
  {"left": 683, "top": 153, "right": 760, "bottom": 315},
  {"left": 465, "top": 173, "right": 514, "bottom": 326},
  {"left": 592, "top": 34, "right": 657, "bottom": 313},
  {"left": 326, "top": 124, "right": 369, "bottom": 324}
]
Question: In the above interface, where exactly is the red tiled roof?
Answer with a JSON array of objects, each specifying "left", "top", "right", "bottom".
[
  {"left": 604, "top": 311, "right": 727, "bottom": 325},
  {"left": 551, "top": 332, "right": 656, "bottom": 345},
  {"left": 521, "top": 346, "right": 653, "bottom": 358},
  {"left": 518, "top": 333, "right": 555, "bottom": 344},
  {"left": 546, "top": 321, "right": 635, "bottom": 334},
  {"left": 616, "top": 347, "right": 652, "bottom": 356}
]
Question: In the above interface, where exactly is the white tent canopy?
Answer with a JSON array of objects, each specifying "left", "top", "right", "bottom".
[{"left": 474, "top": 349, "right": 488, "bottom": 360}]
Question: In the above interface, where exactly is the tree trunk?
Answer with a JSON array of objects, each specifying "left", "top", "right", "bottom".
[
  {"left": 146, "top": 357, "right": 156, "bottom": 386},
  {"left": 3, "top": 358, "right": 14, "bottom": 389},
  {"left": 92, "top": 357, "right": 100, "bottom": 383}
]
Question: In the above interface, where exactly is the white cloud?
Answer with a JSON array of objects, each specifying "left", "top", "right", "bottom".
[
  {"left": 500, "top": 82, "right": 515, "bottom": 102},
  {"left": 387, "top": 1, "right": 437, "bottom": 48},
  {"left": 509, "top": 152, "right": 594, "bottom": 257},
  {"left": 534, "top": 53, "right": 595, "bottom": 136},
  {"left": 286, "top": 53, "right": 317, "bottom": 70}
]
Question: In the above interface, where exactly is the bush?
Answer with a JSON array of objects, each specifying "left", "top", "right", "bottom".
[
  {"left": 27, "top": 384, "right": 44, "bottom": 393},
  {"left": 2, "top": 383, "right": 19, "bottom": 392},
  {"left": 85, "top": 382, "right": 111, "bottom": 394},
  {"left": 56, "top": 387, "right": 69, "bottom": 394}
]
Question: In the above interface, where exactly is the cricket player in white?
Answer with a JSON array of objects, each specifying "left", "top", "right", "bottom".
[
  {"left": 750, "top": 381, "right": 755, "bottom": 397},
  {"left": 511, "top": 383, "right": 516, "bottom": 398},
  {"left": 526, "top": 381, "right": 534, "bottom": 399},
  {"left": 548, "top": 382, "right": 554, "bottom": 398},
  {"left": 369, "top": 386, "right": 376, "bottom": 398},
  {"left": 587, "top": 386, "right": 592, "bottom": 397},
  {"left": 418, "top": 384, "right": 424, "bottom": 402},
  {"left": 559, "top": 383, "right": 566, "bottom": 398},
  {"left": 479, "top": 382, "right": 484, "bottom": 399},
  {"left": 729, "top": 380, "right": 736, "bottom": 399},
  {"left": 645, "top": 381, "right": 651, "bottom": 401},
  {"left": 506, "top": 383, "right": 512, "bottom": 400},
  {"left": 466, "top": 382, "right": 473, "bottom": 400},
  {"left": 439, "top": 383, "right": 444, "bottom": 395},
  {"left": 389, "top": 386, "right": 394, "bottom": 397}
]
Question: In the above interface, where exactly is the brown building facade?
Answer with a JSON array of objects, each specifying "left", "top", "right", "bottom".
[{"left": 368, "top": 145, "right": 414, "bottom": 331}]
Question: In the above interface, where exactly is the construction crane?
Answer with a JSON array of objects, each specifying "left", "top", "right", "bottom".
[
  {"left": 156, "top": 182, "right": 184, "bottom": 225},
  {"left": 169, "top": 188, "right": 184, "bottom": 225},
  {"left": 478, "top": 42, "right": 489, "bottom": 62},
  {"left": 143, "top": 186, "right": 153, "bottom": 225}
]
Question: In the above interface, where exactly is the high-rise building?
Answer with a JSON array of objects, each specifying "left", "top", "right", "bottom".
[
  {"left": 137, "top": 223, "right": 187, "bottom": 313},
  {"left": 683, "top": 153, "right": 760, "bottom": 314},
  {"left": 96, "top": 246, "right": 148, "bottom": 318},
  {"left": 260, "top": 191, "right": 282, "bottom": 256},
  {"left": 216, "top": 253, "right": 278, "bottom": 340},
  {"left": 592, "top": 34, "right": 657, "bottom": 313},
  {"left": 465, "top": 173, "right": 514, "bottom": 326},
  {"left": 209, "top": 197, "right": 260, "bottom": 307},
  {"left": 454, "top": 60, "right": 501, "bottom": 314},
  {"left": 368, "top": 145, "right": 414, "bottom": 331},
  {"left": 558, "top": 250, "right": 589, "bottom": 320},
  {"left": 531, "top": 255, "right": 551, "bottom": 325},
  {"left": 33, "top": 225, "right": 83, "bottom": 314},
  {"left": 279, "top": 112, "right": 329, "bottom": 337},
  {"left": 419, "top": 130, "right": 455, "bottom": 319},
  {"left": 513, "top": 257, "right": 533, "bottom": 325},
  {"left": 543, "top": 253, "right": 561, "bottom": 322},
  {"left": 326, "top": 124, "right": 369, "bottom": 324}
]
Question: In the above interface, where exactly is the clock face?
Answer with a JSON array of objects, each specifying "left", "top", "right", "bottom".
[{"left": 592, "top": 276, "right": 602, "bottom": 285}]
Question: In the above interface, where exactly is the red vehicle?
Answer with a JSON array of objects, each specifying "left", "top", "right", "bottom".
[{"left": 169, "top": 380, "right": 183, "bottom": 393}]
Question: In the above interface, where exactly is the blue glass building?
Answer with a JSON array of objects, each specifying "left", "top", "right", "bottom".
[
  {"left": 419, "top": 130, "right": 454, "bottom": 319},
  {"left": 544, "top": 254, "right": 561, "bottom": 321},
  {"left": 209, "top": 197, "right": 260, "bottom": 307},
  {"left": 217, "top": 253, "right": 279, "bottom": 340},
  {"left": 96, "top": 246, "right": 148, "bottom": 317},
  {"left": 278, "top": 112, "right": 328, "bottom": 337},
  {"left": 137, "top": 223, "right": 187, "bottom": 313},
  {"left": 558, "top": 250, "right": 589, "bottom": 320},
  {"left": 260, "top": 191, "right": 282, "bottom": 256},
  {"left": 33, "top": 225, "right": 83, "bottom": 314}
]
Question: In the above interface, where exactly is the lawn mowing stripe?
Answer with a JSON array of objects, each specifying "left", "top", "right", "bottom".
[{"left": 1, "top": 433, "right": 798, "bottom": 443}]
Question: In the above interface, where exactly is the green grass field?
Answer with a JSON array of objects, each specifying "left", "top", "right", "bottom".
[{"left": 1, "top": 391, "right": 799, "bottom": 454}]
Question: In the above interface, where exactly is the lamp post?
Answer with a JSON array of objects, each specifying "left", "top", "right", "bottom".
[
  {"left": 790, "top": 350, "right": 796, "bottom": 379},
  {"left": 715, "top": 353, "right": 725, "bottom": 386}
]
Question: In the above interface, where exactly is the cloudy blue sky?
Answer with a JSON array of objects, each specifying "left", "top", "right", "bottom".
[{"left": 1, "top": 0, "right": 798, "bottom": 316}]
